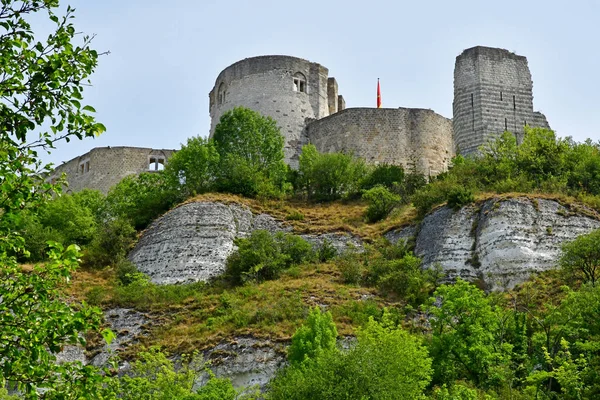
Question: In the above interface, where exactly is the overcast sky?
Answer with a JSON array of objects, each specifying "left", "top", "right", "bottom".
[{"left": 39, "top": 0, "right": 600, "bottom": 166}]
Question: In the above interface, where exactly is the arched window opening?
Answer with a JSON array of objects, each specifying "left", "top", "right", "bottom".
[
  {"left": 218, "top": 83, "right": 226, "bottom": 105},
  {"left": 149, "top": 156, "right": 165, "bottom": 171},
  {"left": 293, "top": 72, "right": 307, "bottom": 93}
]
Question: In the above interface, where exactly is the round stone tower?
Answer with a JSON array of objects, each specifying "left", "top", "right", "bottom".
[{"left": 209, "top": 56, "right": 332, "bottom": 167}]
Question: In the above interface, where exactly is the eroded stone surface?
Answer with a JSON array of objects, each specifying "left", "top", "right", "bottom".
[
  {"left": 198, "top": 337, "right": 286, "bottom": 390},
  {"left": 90, "top": 308, "right": 148, "bottom": 367},
  {"left": 387, "top": 198, "right": 600, "bottom": 289}
]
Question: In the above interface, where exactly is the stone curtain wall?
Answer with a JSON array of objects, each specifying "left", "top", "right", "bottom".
[
  {"left": 50, "top": 147, "right": 175, "bottom": 194},
  {"left": 453, "top": 46, "right": 549, "bottom": 156},
  {"left": 208, "top": 56, "right": 333, "bottom": 168},
  {"left": 306, "top": 108, "right": 454, "bottom": 176}
]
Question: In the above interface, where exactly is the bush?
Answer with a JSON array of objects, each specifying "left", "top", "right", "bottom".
[
  {"left": 226, "top": 230, "right": 314, "bottom": 283},
  {"left": 316, "top": 238, "right": 337, "bottom": 262},
  {"left": 362, "top": 240, "right": 440, "bottom": 306},
  {"left": 285, "top": 210, "right": 304, "bottom": 221},
  {"left": 337, "top": 250, "right": 363, "bottom": 285},
  {"left": 362, "top": 163, "right": 405, "bottom": 190},
  {"left": 267, "top": 314, "right": 432, "bottom": 400},
  {"left": 115, "top": 260, "right": 140, "bottom": 286},
  {"left": 83, "top": 217, "right": 137, "bottom": 268},
  {"left": 297, "top": 144, "right": 367, "bottom": 201},
  {"left": 106, "top": 172, "right": 177, "bottom": 230},
  {"left": 362, "top": 184, "right": 401, "bottom": 222},
  {"left": 287, "top": 307, "right": 338, "bottom": 365},
  {"left": 446, "top": 187, "right": 475, "bottom": 210},
  {"left": 163, "top": 136, "right": 220, "bottom": 198}
]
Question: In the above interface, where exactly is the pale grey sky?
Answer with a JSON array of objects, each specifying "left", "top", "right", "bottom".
[{"left": 39, "top": 0, "right": 600, "bottom": 166}]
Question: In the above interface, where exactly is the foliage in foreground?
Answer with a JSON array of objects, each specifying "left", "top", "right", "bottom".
[
  {"left": 111, "top": 347, "right": 258, "bottom": 400},
  {"left": 0, "top": 0, "right": 112, "bottom": 396},
  {"left": 268, "top": 311, "right": 432, "bottom": 400}
]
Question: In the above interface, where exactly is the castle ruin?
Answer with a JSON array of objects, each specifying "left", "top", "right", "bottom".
[{"left": 53, "top": 46, "right": 551, "bottom": 193}]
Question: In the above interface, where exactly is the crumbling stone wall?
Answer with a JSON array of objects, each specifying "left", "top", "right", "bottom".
[
  {"left": 49, "top": 146, "right": 175, "bottom": 194},
  {"left": 208, "top": 56, "right": 343, "bottom": 168},
  {"left": 306, "top": 108, "right": 454, "bottom": 176},
  {"left": 453, "top": 46, "right": 550, "bottom": 156}
]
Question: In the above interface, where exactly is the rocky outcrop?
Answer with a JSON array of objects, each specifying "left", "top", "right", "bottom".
[
  {"left": 90, "top": 308, "right": 148, "bottom": 367},
  {"left": 386, "top": 197, "right": 600, "bottom": 289},
  {"left": 198, "top": 337, "right": 287, "bottom": 390},
  {"left": 130, "top": 202, "right": 362, "bottom": 285}
]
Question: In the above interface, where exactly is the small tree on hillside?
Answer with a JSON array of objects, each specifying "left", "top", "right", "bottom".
[
  {"left": 163, "top": 136, "right": 220, "bottom": 198},
  {"left": 213, "top": 107, "right": 288, "bottom": 198},
  {"left": 560, "top": 229, "right": 600, "bottom": 286}
]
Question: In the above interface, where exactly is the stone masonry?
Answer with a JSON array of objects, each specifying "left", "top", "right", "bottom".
[
  {"left": 49, "top": 146, "right": 175, "bottom": 194},
  {"left": 208, "top": 56, "right": 333, "bottom": 168},
  {"left": 453, "top": 46, "right": 550, "bottom": 155},
  {"left": 306, "top": 108, "right": 454, "bottom": 176}
]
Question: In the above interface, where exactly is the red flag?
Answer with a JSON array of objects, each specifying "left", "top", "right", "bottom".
[{"left": 377, "top": 78, "right": 382, "bottom": 108}]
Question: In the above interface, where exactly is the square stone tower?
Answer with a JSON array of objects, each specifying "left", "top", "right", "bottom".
[{"left": 453, "top": 46, "right": 547, "bottom": 156}]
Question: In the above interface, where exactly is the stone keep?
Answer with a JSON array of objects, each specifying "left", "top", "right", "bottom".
[
  {"left": 453, "top": 46, "right": 550, "bottom": 155},
  {"left": 208, "top": 56, "right": 344, "bottom": 168}
]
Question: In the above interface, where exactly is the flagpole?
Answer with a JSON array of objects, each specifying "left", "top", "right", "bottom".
[{"left": 377, "top": 78, "right": 381, "bottom": 108}]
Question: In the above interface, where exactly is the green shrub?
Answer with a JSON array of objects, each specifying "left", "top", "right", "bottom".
[
  {"left": 285, "top": 210, "right": 304, "bottom": 221},
  {"left": 446, "top": 187, "right": 475, "bottom": 210},
  {"left": 362, "top": 184, "right": 401, "bottom": 222},
  {"left": 106, "top": 172, "right": 178, "bottom": 230},
  {"left": 287, "top": 307, "right": 338, "bottom": 365},
  {"left": 297, "top": 144, "right": 367, "bottom": 201},
  {"left": 115, "top": 259, "right": 140, "bottom": 286},
  {"left": 226, "top": 230, "right": 314, "bottom": 283},
  {"left": 362, "top": 163, "right": 405, "bottom": 190},
  {"left": 83, "top": 217, "right": 137, "bottom": 268},
  {"left": 337, "top": 250, "right": 363, "bottom": 285},
  {"left": 362, "top": 240, "right": 440, "bottom": 306},
  {"left": 267, "top": 315, "right": 432, "bottom": 400},
  {"left": 316, "top": 238, "right": 337, "bottom": 262}
]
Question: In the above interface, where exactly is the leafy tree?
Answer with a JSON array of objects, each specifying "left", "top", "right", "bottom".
[
  {"left": 425, "top": 280, "right": 512, "bottom": 388},
  {"left": 362, "top": 184, "right": 401, "bottom": 222},
  {"left": 287, "top": 307, "right": 338, "bottom": 365},
  {"left": 268, "top": 313, "right": 432, "bottom": 400},
  {"left": 361, "top": 163, "right": 405, "bottom": 191},
  {"left": 213, "top": 107, "right": 288, "bottom": 198},
  {"left": 0, "top": 1, "right": 112, "bottom": 396},
  {"left": 83, "top": 216, "right": 137, "bottom": 268},
  {"left": 112, "top": 347, "right": 249, "bottom": 400},
  {"left": 560, "top": 229, "right": 600, "bottom": 286},
  {"left": 296, "top": 144, "right": 367, "bottom": 201},
  {"left": 163, "top": 136, "right": 219, "bottom": 198},
  {"left": 106, "top": 171, "right": 176, "bottom": 230}
]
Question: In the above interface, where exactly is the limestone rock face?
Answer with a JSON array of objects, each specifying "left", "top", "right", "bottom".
[
  {"left": 129, "top": 201, "right": 362, "bottom": 285},
  {"left": 387, "top": 197, "right": 600, "bottom": 289},
  {"left": 198, "top": 337, "right": 286, "bottom": 390}
]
